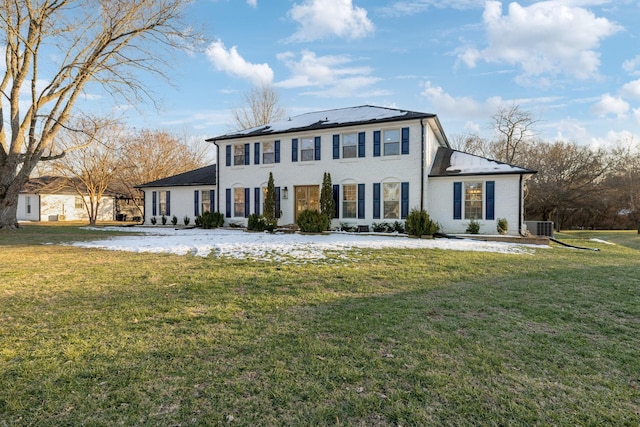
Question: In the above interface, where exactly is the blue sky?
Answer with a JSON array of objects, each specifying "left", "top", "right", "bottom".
[{"left": 127, "top": 0, "right": 640, "bottom": 150}]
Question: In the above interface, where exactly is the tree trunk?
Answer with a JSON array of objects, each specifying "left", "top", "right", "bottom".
[{"left": 0, "top": 177, "right": 25, "bottom": 229}]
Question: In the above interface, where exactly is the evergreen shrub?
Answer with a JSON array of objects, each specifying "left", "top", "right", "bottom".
[{"left": 297, "top": 209, "right": 329, "bottom": 233}]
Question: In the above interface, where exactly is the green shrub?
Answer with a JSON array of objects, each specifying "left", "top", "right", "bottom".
[
  {"left": 372, "top": 222, "right": 392, "bottom": 233},
  {"left": 297, "top": 209, "right": 329, "bottom": 233},
  {"left": 247, "top": 214, "right": 277, "bottom": 232},
  {"left": 150, "top": 216, "right": 157, "bottom": 225},
  {"left": 497, "top": 218, "right": 508, "bottom": 235},
  {"left": 340, "top": 222, "right": 357, "bottom": 232},
  {"left": 183, "top": 216, "right": 191, "bottom": 226},
  {"left": 393, "top": 221, "right": 405, "bottom": 234},
  {"left": 171, "top": 215, "right": 178, "bottom": 226},
  {"left": 198, "top": 211, "right": 224, "bottom": 229},
  {"left": 405, "top": 208, "right": 439, "bottom": 237},
  {"left": 466, "top": 219, "right": 480, "bottom": 234},
  {"left": 161, "top": 215, "right": 167, "bottom": 225}
]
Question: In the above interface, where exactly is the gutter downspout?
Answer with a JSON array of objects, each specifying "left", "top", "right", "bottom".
[
  {"left": 212, "top": 139, "right": 221, "bottom": 214},
  {"left": 420, "top": 119, "right": 425, "bottom": 210},
  {"left": 518, "top": 173, "right": 523, "bottom": 235}
]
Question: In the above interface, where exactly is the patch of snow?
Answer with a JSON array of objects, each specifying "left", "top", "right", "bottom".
[
  {"left": 446, "top": 151, "right": 526, "bottom": 174},
  {"left": 68, "top": 227, "right": 545, "bottom": 262},
  {"left": 589, "top": 238, "right": 614, "bottom": 245}
]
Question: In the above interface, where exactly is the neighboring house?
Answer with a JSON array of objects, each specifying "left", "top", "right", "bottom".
[
  {"left": 18, "top": 176, "right": 115, "bottom": 222},
  {"left": 137, "top": 165, "right": 217, "bottom": 224},
  {"left": 203, "top": 105, "right": 536, "bottom": 235}
]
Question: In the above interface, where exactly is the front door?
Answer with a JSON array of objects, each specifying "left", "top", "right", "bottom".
[{"left": 294, "top": 185, "right": 320, "bottom": 221}]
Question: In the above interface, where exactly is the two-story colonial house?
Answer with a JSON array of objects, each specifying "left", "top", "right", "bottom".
[{"left": 202, "top": 105, "right": 535, "bottom": 235}]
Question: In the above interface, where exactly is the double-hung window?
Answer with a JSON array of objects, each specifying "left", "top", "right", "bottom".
[
  {"left": 342, "top": 133, "right": 357, "bottom": 159},
  {"left": 383, "top": 130, "right": 400, "bottom": 156},
  {"left": 464, "top": 182, "right": 483, "bottom": 220},
  {"left": 263, "top": 141, "right": 275, "bottom": 164},
  {"left": 383, "top": 182, "right": 400, "bottom": 219},
  {"left": 159, "top": 191, "right": 170, "bottom": 215},
  {"left": 234, "top": 188, "right": 245, "bottom": 218},
  {"left": 201, "top": 190, "right": 211, "bottom": 214},
  {"left": 75, "top": 196, "right": 84, "bottom": 209},
  {"left": 342, "top": 184, "right": 357, "bottom": 218},
  {"left": 234, "top": 144, "right": 246, "bottom": 166},
  {"left": 301, "top": 137, "right": 314, "bottom": 161}
]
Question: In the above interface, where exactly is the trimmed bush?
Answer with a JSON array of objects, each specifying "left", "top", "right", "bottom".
[
  {"left": 171, "top": 215, "right": 178, "bottom": 226},
  {"left": 297, "top": 209, "right": 329, "bottom": 233},
  {"left": 466, "top": 219, "right": 480, "bottom": 234},
  {"left": 183, "top": 216, "right": 191, "bottom": 226},
  {"left": 405, "top": 208, "right": 439, "bottom": 237},
  {"left": 161, "top": 215, "right": 167, "bottom": 225},
  {"left": 497, "top": 218, "right": 508, "bottom": 235},
  {"left": 372, "top": 221, "right": 392, "bottom": 233},
  {"left": 198, "top": 211, "right": 224, "bottom": 229},
  {"left": 150, "top": 216, "right": 157, "bottom": 225},
  {"left": 247, "top": 214, "right": 276, "bottom": 232}
]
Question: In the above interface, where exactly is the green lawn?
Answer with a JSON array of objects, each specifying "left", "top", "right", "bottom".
[{"left": 1, "top": 225, "right": 639, "bottom": 426}]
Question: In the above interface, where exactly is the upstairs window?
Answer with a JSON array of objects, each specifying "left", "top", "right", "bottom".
[
  {"left": 342, "top": 133, "right": 357, "bottom": 158},
  {"left": 301, "top": 137, "right": 314, "bottom": 161},
  {"left": 383, "top": 130, "right": 399, "bottom": 156},
  {"left": 263, "top": 141, "right": 275, "bottom": 164},
  {"left": 234, "top": 144, "right": 246, "bottom": 166}
]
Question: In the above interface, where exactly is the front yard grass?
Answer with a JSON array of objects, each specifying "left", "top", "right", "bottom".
[{"left": 1, "top": 225, "right": 639, "bottom": 425}]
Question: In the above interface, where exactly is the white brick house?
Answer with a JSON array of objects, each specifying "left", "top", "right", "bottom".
[{"left": 205, "top": 105, "right": 535, "bottom": 235}]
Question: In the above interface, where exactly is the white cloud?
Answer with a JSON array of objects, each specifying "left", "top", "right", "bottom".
[
  {"left": 205, "top": 39, "right": 273, "bottom": 86},
  {"left": 275, "top": 50, "right": 384, "bottom": 98},
  {"left": 590, "top": 93, "right": 629, "bottom": 118},
  {"left": 621, "top": 79, "right": 640, "bottom": 99},
  {"left": 589, "top": 129, "right": 639, "bottom": 150},
  {"left": 458, "top": 1, "right": 622, "bottom": 83},
  {"left": 246, "top": 0, "right": 257, "bottom": 7},
  {"left": 420, "top": 80, "right": 497, "bottom": 119},
  {"left": 287, "top": 0, "right": 374, "bottom": 42},
  {"left": 622, "top": 55, "right": 640, "bottom": 75}
]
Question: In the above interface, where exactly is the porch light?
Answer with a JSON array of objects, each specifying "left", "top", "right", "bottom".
[{"left": 283, "top": 186, "right": 288, "bottom": 199}]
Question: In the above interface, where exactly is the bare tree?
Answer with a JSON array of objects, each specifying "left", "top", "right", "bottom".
[
  {"left": 449, "top": 133, "right": 491, "bottom": 157},
  {"left": 491, "top": 105, "right": 539, "bottom": 164},
  {"left": 114, "top": 128, "right": 210, "bottom": 216},
  {"left": 0, "top": 0, "right": 196, "bottom": 229},
  {"left": 523, "top": 141, "right": 610, "bottom": 230},
  {"left": 53, "top": 117, "right": 124, "bottom": 225},
  {"left": 231, "top": 84, "right": 287, "bottom": 130}
]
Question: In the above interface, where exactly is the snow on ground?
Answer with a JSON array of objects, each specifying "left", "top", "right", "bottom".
[{"left": 69, "top": 227, "right": 545, "bottom": 262}]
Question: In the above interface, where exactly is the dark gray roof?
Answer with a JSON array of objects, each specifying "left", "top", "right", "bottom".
[
  {"left": 21, "top": 176, "right": 118, "bottom": 196},
  {"left": 207, "top": 105, "right": 439, "bottom": 141},
  {"left": 136, "top": 165, "right": 217, "bottom": 188},
  {"left": 429, "top": 147, "right": 536, "bottom": 177}
]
